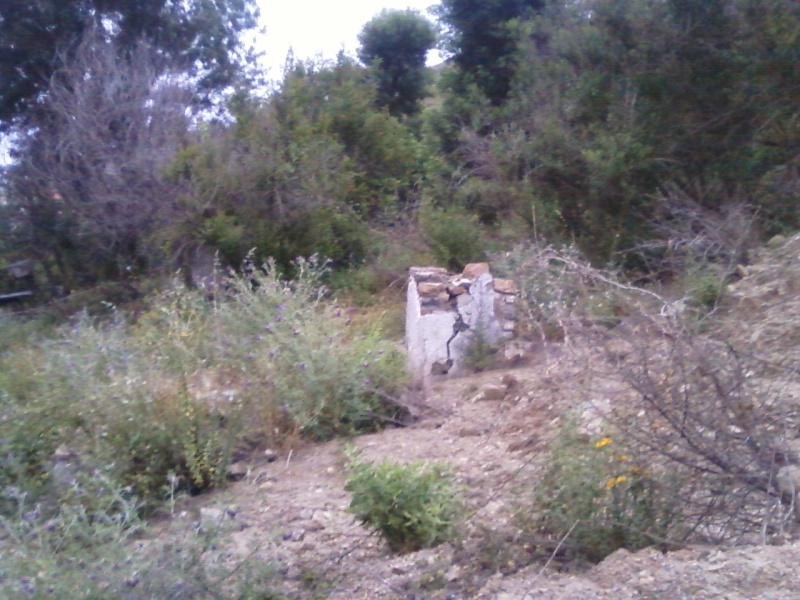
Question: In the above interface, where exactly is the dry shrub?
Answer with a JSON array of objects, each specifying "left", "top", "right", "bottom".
[{"left": 506, "top": 243, "right": 800, "bottom": 558}]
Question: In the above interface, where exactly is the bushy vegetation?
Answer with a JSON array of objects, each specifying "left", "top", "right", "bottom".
[
  {"left": 345, "top": 452, "right": 462, "bottom": 553},
  {"left": 2, "top": 0, "right": 800, "bottom": 589},
  {"left": 531, "top": 424, "right": 680, "bottom": 563},
  {"left": 0, "top": 257, "right": 407, "bottom": 518}
]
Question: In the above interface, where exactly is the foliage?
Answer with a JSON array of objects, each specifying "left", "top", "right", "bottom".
[
  {"left": 345, "top": 453, "right": 462, "bottom": 553},
  {"left": 0, "top": 0, "right": 259, "bottom": 128},
  {"left": 5, "top": 28, "right": 190, "bottom": 289},
  {"left": 493, "top": 243, "right": 629, "bottom": 340},
  {"left": 433, "top": 0, "right": 545, "bottom": 103},
  {"left": 358, "top": 9, "right": 437, "bottom": 116},
  {"left": 531, "top": 423, "right": 681, "bottom": 563},
  {"left": 420, "top": 206, "right": 488, "bottom": 271},
  {"left": 488, "top": 0, "right": 800, "bottom": 259},
  {"left": 0, "top": 256, "right": 408, "bottom": 516},
  {"left": 0, "top": 485, "right": 281, "bottom": 598},
  {"left": 170, "top": 58, "right": 424, "bottom": 271}
]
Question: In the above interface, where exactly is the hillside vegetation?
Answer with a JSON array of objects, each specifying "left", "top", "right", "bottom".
[{"left": 2, "top": 0, "right": 800, "bottom": 597}]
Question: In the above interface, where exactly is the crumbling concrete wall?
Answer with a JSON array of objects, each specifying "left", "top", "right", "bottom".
[{"left": 406, "top": 263, "right": 517, "bottom": 382}]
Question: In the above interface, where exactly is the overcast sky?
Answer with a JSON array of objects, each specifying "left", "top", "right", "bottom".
[{"left": 255, "top": 0, "right": 444, "bottom": 79}]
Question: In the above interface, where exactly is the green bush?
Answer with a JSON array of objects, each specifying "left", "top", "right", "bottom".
[
  {"left": 345, "top": 454, "right": 461, "bottom": 553},
  {"left": 529, "top": 422, "right": 679, "bottom": 563},
  {"left": 420, "top": 207, "right": 488, "bottom": 271}
]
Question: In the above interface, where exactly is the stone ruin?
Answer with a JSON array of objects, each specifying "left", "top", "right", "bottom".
[{"left": 405, "top": 262, "right": 518, "bottom": 382}]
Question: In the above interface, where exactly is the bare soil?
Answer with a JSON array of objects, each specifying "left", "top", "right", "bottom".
[{"left": 148, "top": 344, "right": 800, "bottom": 599}]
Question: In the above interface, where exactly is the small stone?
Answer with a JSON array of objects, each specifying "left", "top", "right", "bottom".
[
  {"left": 501, "top": 373, "right": 520, "bottom": 391},
  {"left": 282, "top": 529, "right": 305, "bottom": 542},
  {"left": 227, "top": 462, "right": 249, "bottom": 480},
  {"left": 264, "top": 448, "right": 278, "bottom": 462},
  {"left": 776, "top": 465, "right": 800, "bottom": 495},
  {"left": 52, "top": 444, "right": 77, "bottom": 461},
  {"left": 481, "top": 384, "right": 507, "bottom": 400},
  {"left": 493, "top": 278, "right": 518, "bottom": 294},
  {"left": 767, "top": 234, "right": 788, "bottom": 249},
  {"left": 460, "top": 427, "right": 485, "bottom": 437},
  {"left": 418, "top": 282, "right": 446, "bottom": 295},
  {"left": 199, "top": 507, "right": 225, "bottom": 527},
  {"left": 447, "top": 284, "right": 467, "bottom": 296},
  {"left": 462, "top": 262, "right": 490, "bottom": 280}
]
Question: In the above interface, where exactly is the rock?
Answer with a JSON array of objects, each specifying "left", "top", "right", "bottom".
[
  {"left": 227, "top": 462, "right": 249, "bottom": 480},
  {"left": 448, "top": 284, "right": 467, "bottom": 296},
  {"left": 462, "top": 262, "right": 490, "bottom": 280},
  {"left": 418, "top": 282, "right": 446, "bottom": 295},
  {"left": 501, "top": 373, "right": 520, "bottom": 392},
  {"left": 52, "top": 444, "right": 77, "bottom": 461},
  {"left": 264, "top": 448, "right": 279, "bottom": 462},
  {"left": 494, "top": 278, "right": 518, "bottom": 294},
  {"left": 458, "top": 427, "right": 485, "bottom": 437},
  {"left": 199, "top": 507, "right": 226, "bottom": 528},
  {"left": 282, "top": 529, "right": 305, "bottom": 542},
  {"left": 767, "top": 234, "right": 788, "bottom": 249},
  {"left": 480, "top": 384, "right": 508, "bottom": 401}
]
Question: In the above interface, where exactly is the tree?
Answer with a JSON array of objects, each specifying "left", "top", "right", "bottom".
[
  {"left": 358, "top": 9, "right": 437, "bottom": 117},
  {"left": 5, "top": 28, "right": 191, "bottom": 289},
  {"left": 434, "top": 0, "right": 545, "bottom": 104},
  {"left": 0, "top": 0, "right": 259, "bottom": 129}
]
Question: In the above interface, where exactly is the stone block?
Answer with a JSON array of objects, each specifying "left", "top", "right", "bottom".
[
  {"left": 418, "top": 282, "right": 445, "bottom": 295},
  {"left": 462, "top": 262, "right": 490, "bottom": 280}
]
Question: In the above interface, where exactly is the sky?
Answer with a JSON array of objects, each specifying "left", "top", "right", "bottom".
[{"left": 255, "top": 0, "right": 444, "bottom": 79}]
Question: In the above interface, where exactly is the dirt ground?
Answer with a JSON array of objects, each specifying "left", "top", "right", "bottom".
[
  {"left": 137, "top": 235, "right": 800, "bottom": 599},
  {"left": 144, "top": 340, "right": 800, "bottom": 600}
]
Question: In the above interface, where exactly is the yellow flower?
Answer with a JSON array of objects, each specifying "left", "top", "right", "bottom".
[
  {"left": 617, "top": 454, "right": 631, "bottom": 462},
  {"left": 605, "top": 475, "right": 628, "bottom": 489},
  {"left": 595, "top": 436, "right": 613, "bottom": 449}
]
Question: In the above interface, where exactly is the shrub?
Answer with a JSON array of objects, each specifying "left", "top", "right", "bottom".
[
  {"left": 531, "top": 423, "right": 680, "bottom": 563},
  {"left": 0, "top": 254, "right": 409, "bottom": 516},
  {"left": 420, "top": 207, "right": 488, "bottom": 271},
  {"left": 345, "top": 453, "right": 462, "bottom": 552},
  {"left": 0, "top": 481, "right": 282, "bottom": 598}
]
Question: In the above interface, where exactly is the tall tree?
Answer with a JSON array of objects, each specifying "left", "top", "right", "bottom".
[
  {"left": 358, "top": 9, "right": 437, "bottom": 117},
  {"left": 0, "top": 0, "right": 259, "bottom": 129},
  {"left": 434, "top": 0, "right": 545, "bottom": 103}
]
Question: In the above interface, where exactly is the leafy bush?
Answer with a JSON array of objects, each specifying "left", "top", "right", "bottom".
[
  {"left": 531, "top": 423, "right": 680, "bottom": 563},
  {"left": 345, "top": 453, "right": 462, "bottom": 553},
  {"left": 420, "top": 206, "right": 488, "bottom": 271}
]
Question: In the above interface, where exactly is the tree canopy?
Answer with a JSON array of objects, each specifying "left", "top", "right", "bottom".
[
  {"left": 0, "top": 0, "right": 259, "bottom": 128},
  {"left": 358, "top": 9, "right": 437, "bottom": 117},
  {"left": 434, "top": 0, "right": 545, "bottom": 103}
]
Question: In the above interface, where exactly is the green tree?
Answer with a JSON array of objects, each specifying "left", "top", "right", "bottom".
[
  {"left": 170, "top": 58, "right": 424, "bottom": 270},
  {"left": 358, "top": 9, "right": 437, "bottom": 117},
  {"left": 0, "top": 0, "right": 259, "bottom": 129},
  {"left": 434, "top": 0, "right": 545, "bottom": 104}
]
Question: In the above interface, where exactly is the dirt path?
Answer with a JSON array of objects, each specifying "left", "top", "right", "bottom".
[{"left": 151, "top": 342, "right": 800, "bottom": 599}]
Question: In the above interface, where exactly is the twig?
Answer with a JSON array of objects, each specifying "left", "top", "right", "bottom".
[{"left": 523, "top": 519, "right": 578, "bottom": 597}]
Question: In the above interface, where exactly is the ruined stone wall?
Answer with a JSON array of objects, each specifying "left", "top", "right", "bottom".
[{"left": 406, "top": 263, "right": 517, "bottom": 382}]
